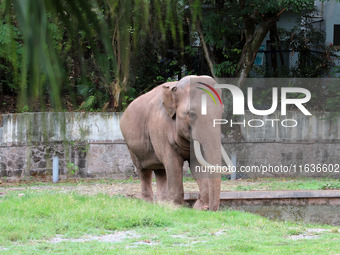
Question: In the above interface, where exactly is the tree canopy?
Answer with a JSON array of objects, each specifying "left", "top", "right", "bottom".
[{"left": 0, "top": 0, "right": 339, "bottom": 113}]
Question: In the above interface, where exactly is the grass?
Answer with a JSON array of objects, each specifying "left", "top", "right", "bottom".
[
  {"left": 0, "top": 189, "right": 339, "bottom": 254},
  {"left": 227, "top": 178, "right": 340, "bottom": 191}
]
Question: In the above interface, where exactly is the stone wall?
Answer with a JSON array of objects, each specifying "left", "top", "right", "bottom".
[
  {"left": 0, "top": 112, "right": 339, "bottom": 180},
  {"left": 0, "top": 112, "right": 135, "bottom": 180}
]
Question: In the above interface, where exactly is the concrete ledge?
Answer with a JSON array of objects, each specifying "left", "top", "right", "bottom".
[{"left": 185, "top": 190, "right": 340, "bottom": 225}]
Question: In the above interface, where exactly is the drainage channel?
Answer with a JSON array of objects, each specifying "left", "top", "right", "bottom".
[{"left": 184, "top": 190, "right": 340, "bottom": 226}]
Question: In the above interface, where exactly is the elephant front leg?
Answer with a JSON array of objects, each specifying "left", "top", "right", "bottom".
[
  {"left": 164, "top": 154, "right": 184, "bottom": 205},
  {"left": 155, "top": 169, "right": 168, "bottom": 201},
  {"left": 192, "top": 175, "right": 210, "bottom": 210},
  {"left": 140, "top": 169, "right": 154, "bottom": 202}
]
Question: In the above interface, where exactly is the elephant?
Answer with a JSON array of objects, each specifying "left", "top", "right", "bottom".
[{"left": 120, "top": 75, "right": 223, "bottom": 211}]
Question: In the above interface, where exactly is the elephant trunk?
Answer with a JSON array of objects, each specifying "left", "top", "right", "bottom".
[
  {"left": 192, "top": 137, "right": 222, "bottom": 211},
  {"left": 204, "top": 146, "right": 222, "bottom": 211}
]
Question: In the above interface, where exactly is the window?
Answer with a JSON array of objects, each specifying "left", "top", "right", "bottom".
[{"left": 334, "top": 25, "right": 340, "bottom": 46}]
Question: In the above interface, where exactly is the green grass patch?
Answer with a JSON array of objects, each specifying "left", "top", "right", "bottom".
[
  {"left": 0, "top": 189, "right": 339, "bottom": 254},
  {"left": 228, "top": 178, "right": 340, "bottom": 191}
]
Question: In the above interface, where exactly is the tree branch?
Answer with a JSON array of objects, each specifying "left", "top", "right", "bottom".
[{"left": 195, "top": 17, "right": 217, "bottom": 80}]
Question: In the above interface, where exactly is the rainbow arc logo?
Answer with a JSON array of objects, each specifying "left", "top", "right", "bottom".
[
  {"left": 196, "top": 82, "right": 222, "bottom": 115},
  {"left": 196, "top": 82, "right": 223, "bottom": 106}
]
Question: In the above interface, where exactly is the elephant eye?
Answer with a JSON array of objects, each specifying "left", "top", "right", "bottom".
[{"left": 188, "top": 111, "right": 197, "bottom": 120}]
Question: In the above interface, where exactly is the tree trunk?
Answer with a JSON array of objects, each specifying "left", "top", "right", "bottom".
[
  {"left": 270, "top": 27, "right": 278, "bottom": 75},
  {"left": 237, "top": 16, "right": 279, "bottom": 86},
  {"left": 236, "top": 1, "right": 284, "bottom": 86},
  {"left": 108, "top": 89, "right": 116, "bottom": 109},
  {"left": 195, "top": 18, "right": 217, "bottom": 80},
  {"left": 273, "top": 22, "right": 285, "bottom": 68}
]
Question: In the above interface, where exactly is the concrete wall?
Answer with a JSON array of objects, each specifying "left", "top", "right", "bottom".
[
  {"left": 0, "top": 112, "right": 339, "bottom": 180},
  {"left": 0, "top": 112, "right": 134, "bottom": 180},
  {"left": 0, "top": 112, "right": 124, "bottom": 145},
  {"left": 186, "top": 190, "right": 340, "bottom": 226},
  {"left": 223, "top": 111, "right": 340, "bottom": 178}
]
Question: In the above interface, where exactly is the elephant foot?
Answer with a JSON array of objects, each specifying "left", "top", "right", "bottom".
[
  {"left": 142, "top": 195, "right": 154, "bottom": 203},
  {"left": 141, "top": 187, "right": 154, "bottom": 202},
  {"left": 168, "top": 192, "right": 184, "bottom": 206},
  {"left": 193, "top": 199, "right": 209, "bottom": 210},
  {"left": 172, "top": 198, "right": 184, "bottom": 205}
]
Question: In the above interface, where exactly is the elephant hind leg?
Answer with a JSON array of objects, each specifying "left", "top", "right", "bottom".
[
  {"left": 140, "top": 169, "right": 154, "bottom": 202},
  {"left": 154, "top": 169, "right": 168, "bottom": 201},
  {"left": 126, "top": 149, "right": 154, "bottom": 202}
]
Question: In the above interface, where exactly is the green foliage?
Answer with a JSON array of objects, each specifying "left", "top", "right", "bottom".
[
  {"left": 19, "top": 105, "right": 30, "bottom": 113},
  {"left": 66, "top": 162, "right": 79, "bottom": 176},
  {"left": 121, "top": 95, "right": 135, "bottom": 111},
  {"left": 214, "top": 61, "right": 238, "bottom": 77},
  {"left": 0, "top": 0, "right": 185, "bottom": 112},
  {"left": 128, "top": 35, "right": 184, "bottom": 97},
  {"left": 0, "top": 2, "right": 22, "bottom": 94},
  {"left": 280, "top": 16, "right": 336, "bottom": 78},
  {"left": 0, "top": 0, "right": 339, "bottom": 113},
  {"left": 241, "top": 0, "right": 314, "bottom": 15},
  {"left": 199, "top": 1, "right": 243, "bottom": 77},
  {"left": 77, "top": 77, "right": 109, "bottom": 111}
]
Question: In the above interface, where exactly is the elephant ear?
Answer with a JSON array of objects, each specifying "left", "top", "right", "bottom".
[{"left": 162, "top": 84, "right": 177, "bottom": 119}]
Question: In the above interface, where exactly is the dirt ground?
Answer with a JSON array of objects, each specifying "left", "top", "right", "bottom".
[
  {"left": 0, "top": 179, "right": 203, "bottom": 198},
  {"left": 0, "top": 177, "right": 338, "bottom": 198},
  {"left": 0, "top": 178, "right": 262, "bottom": 198}
]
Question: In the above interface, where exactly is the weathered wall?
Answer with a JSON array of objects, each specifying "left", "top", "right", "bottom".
[
  {"left": 0, "top": 112, "right": 123, "bottom": 145},
  {"left": 0, "top": 112, "right": 339, "bottom": 180},
  {"left": 223, "top": 111, "right": 340, "bottom": 178},
  {"left": 0, "top": 113, "right": 134, "bottom": 180}
]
